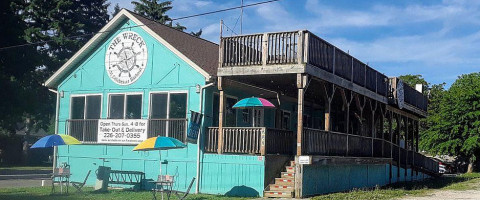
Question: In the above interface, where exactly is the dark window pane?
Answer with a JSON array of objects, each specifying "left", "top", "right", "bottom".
[
  {"left": 169, "top": 93, "right": 187, "bottom": 118},
  {"left": 151, "top": 93, "right": 168, "bottom": 119},
  {"left": 126, "top": 94, "right": 142, "bottom": 119},
  {"left": 86, "top": 95, "right": 101, "bottom": 119},
  {"left": 109, "top": 94, "right": 124, "bottom": 119},
  {"left": 212, "top": 94, "right": 219, "bottom": 126},
  {"left": 71, "top": 97, "right": 85, "bottom": 119},
  {"left": 225, "top": 97, "right": 237, "bottom": 127}
]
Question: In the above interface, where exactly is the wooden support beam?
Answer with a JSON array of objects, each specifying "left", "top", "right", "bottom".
[
  {"left": 217, "top": 77, "right": 225, "bottom": 154},
  {"left": 323, "top": 83, "right": 335, "bottom": 131},
  {"left": 297, "top": 74, "right": 307, "bottom": 156}
]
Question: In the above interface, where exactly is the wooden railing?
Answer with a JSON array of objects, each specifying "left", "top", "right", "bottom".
[
  {"left": 302, "top": 128, "right": 439, "bottom": 174},
  {"left": 220, "top": 31, "right": 431, "bottom": 112},
  {"left": 66, "top": 119, "right": 188, "bottom": 143},
  {"left": 390, "top": 77, "right": 428, "bottom": 112},
  {"left": 204, "top": 127, "right": 295, "bottom": 155}
]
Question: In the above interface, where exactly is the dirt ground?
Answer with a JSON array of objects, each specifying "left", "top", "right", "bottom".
[{"left": 402, "top": 190, "right": 480, "bottom": 200}]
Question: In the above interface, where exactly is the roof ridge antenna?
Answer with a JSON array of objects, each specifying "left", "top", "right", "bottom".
[{"left": 240, "top": 0, "right": 244, "bottom": 35}]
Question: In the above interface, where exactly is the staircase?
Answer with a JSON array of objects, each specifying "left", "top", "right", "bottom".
[{"left": 264, "top": 160, "right": 296, "bottom": 198}]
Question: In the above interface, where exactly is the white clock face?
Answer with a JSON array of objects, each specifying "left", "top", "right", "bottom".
[{"left": 105, "top": 31, "right": 148, "bottom": 85}]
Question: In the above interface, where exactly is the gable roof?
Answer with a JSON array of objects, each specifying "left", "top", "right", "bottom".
[{"left": 45, "top": 9, "right": 217, "bottom": 88}]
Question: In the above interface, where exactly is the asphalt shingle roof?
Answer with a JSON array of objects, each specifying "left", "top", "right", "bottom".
[{"left": 128, "top": 10, "right": 219, "bottom": 77}]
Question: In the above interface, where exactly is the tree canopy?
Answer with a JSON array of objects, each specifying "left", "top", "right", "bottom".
[
  {"left": 421, "top": 73, "right": 480, "bottom": 171},
  {"left": 131, "top": 0, "right": 201, "bottom": 35}
]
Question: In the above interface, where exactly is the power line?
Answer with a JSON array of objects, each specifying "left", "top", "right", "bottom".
[{"left": 0, "top": 0, "right": 282, "bottom": 51}]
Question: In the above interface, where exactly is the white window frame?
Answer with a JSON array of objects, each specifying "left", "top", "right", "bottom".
[
  {"left": 69, "top": 93, "right": 103, "bottom": 120},
  {"left": 148, "top": 91, "right": 189, "bottom": 138},
  {"left": 107, "top": 92, "right": 144, "bottom": 119},
  {"left": 148, "top": 90, "right": 189, "bottom": 119}
]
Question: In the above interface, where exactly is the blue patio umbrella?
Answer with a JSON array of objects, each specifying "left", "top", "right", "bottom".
[{"left": 31, "top": 134, "right": 81, "bottom": 149}]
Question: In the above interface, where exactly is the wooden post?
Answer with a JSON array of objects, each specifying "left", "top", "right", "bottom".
[
  {"left": 297, "top": 31, "right": 304, "bottom": 64},
  {"left": 415, "top": 120, "right": 419, "bottom": 152},
  {"left": 262, "top": 33, "right": 268, "bottom": 66},
  {"left": 217, "top": 77, "right": 225, "bottom": 154},
  {"left": 260, "top": 127, "right": 266, "bottom": 155},
  {"left": 296, "top": 74, "right": 307, "bottom": 156}
]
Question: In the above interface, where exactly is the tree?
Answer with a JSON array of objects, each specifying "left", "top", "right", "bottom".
[
  {"left": 131, "top": 0, "right": 201, "bottom": 36},
  {"left": 113, "top": 3, "right": 121, "bottom": 16},
  {"left": 398, "top": 74, "right": 429, "bottom": 95},
  {"left": 20, "top": 0, "right": 110, "bottom": 73},
  {"left": 0, "top": 0, "right": 44, "bottom": 134},
  {"left": 422, "top": 73, "right": 480, "bottom": 172}
]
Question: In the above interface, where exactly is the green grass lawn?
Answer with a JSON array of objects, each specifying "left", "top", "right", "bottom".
[
  {"left": 313, "top": 173, "right": 480, "bottom": 200},
  {"left": 0, "top": 187, "right": 252, "bottom": 200},
  {"left": 1, "top": 173, "right": 480, "bottom": 200}
]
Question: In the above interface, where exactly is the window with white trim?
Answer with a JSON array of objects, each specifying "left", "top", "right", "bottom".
[{"left": 108, "top": 94, "right": 142, "bottom": 119}]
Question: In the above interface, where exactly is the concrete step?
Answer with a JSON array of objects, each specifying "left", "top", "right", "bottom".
[
  {"left": 281, "top": 172, "right": 295, "bottom": 178},
  {"left": 267, "top": 184, "right": 294, "bottom": 191},
  {"left": 286, "top": 166, "right": 295, "bottom": 173},
  {"left": 264, "top": 190, "right": 294, "bottom": 198},
  {"left": 275, "top": 177, "right": 294, "bottom": 186}
]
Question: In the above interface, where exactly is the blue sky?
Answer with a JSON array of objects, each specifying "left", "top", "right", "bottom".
[{"left": 110, "top": 0, "right": 480, "bottom": 87}]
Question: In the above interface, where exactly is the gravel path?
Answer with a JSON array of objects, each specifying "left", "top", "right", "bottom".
[{"left": 402, "top": 190, "right": 480, "bottom": 200}]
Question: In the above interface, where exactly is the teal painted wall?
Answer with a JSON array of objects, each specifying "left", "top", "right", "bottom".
[
  {"left": 200, "top": 154, "right": 265, "bottom": 196},
  {"left": 301, "top": 164, "right": 429, "bottom": 197},
  {"left": 302, "top": 164, "right": 388, "bottom": 196},
  {"left": 54, "top": 19, "right": 265, "bottom": 197}
]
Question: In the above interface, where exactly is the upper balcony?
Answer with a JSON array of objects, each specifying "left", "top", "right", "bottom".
[{"left": 217, "top": 30, "right": 427, "bottom": 116}]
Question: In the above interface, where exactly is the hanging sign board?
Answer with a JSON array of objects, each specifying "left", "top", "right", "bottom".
[
  {"left": 187, "top": 111, "right": 203, "bottom": 144},
  {"left": 397, "top": 80, "right": 405, "bottom": 109},
  {"left": 97, "top": 119, "right": 148, "bottom": 144},
  {"left": 298, "top": 156, "right": 312, "bottom": 165}
]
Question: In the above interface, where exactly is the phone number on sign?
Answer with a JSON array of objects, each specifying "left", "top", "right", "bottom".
[{"left": 103, "top": 133, "right": 141, "bottom": 139}]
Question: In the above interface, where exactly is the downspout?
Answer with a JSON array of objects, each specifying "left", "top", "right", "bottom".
[
  {"left": 196, "top": 82, "right": 215, "bottom": 194},
  {"left": 48, "top": 88, "right": 60, "bottom": 172}
]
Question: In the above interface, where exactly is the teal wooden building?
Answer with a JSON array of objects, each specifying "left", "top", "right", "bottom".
[{"left": 45, "top": 9, "right": 439, "bottom": 198}]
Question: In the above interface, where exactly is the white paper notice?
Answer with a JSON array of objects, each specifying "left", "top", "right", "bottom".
[{"left": 97, "top": 119, "right": 148, "bottom": 144}]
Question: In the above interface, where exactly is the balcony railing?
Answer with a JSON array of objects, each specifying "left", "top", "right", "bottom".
[
  {"left": 204, "top": 127, "right": 295, "bottom": 155},
  {"left": 66, "top": 119, "right": 188, "bottom": 143},
  {"left": 220, "top": 31, "right": 429, "bottom": 112}
]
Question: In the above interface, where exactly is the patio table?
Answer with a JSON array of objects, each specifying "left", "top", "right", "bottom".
[
  {"left": 51, "top": 167, "right": 71, "bottom": 194},
  {"left": 149, "top": 175, "right": 175, "bottom": 200}
]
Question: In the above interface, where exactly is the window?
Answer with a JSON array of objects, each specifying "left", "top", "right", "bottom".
[
  {"left": 225, "top": 96, "right": 237, "bottom": 127},
  {"left": 69, "top": 94, "right": 101, "bottom": 142},
  {"left": 150, "top": 93, "right": 168, "bottom": 119},
  {"left": 282, "top": 111, "right": 291, "bottom": 130},
  {"left": 70, "top": 95, "right": 102, "bottom": 119},
  {"left": 242, "top": 109, "right": 250, "bottom": 124},
  {"left": 211, "top": 93, "right": 237, "bottom": 127},
  {"left": 212, "top": 94, "right": 219, "bottom": 126},
  {"left": 169, "top": 93, "right": 187, "bottom": 118},
  {"left": 108, "top": 94, "right": 142, "bottom": 119},
  {"left": 149, "top": 92, "right": 187, "bottom": 119}
]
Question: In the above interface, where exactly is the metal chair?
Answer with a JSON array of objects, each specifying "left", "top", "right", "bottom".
[
  {"left": 71, "top": 170, "right": 91, "bottom": 193},
  {"left": 173, "top": 177, "right": 196, "bottom": 200}
]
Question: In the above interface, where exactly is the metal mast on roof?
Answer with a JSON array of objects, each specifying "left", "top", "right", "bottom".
[{"left": 240, "top": 0, "right": 244, "bottom": 35}]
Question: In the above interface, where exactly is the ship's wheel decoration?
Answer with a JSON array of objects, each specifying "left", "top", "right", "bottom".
[{"left": 105, "top": 31, "right": 148, "bottom": 85}]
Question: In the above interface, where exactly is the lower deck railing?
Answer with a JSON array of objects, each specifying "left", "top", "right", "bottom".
[
  {"left": 303, "top": 128, "right": 439, "bottom": 174},
  {"left": 205, "top": 127, "right": 295, "bottom": 155},
  {"left": 205, "top": 126, "right": 439, "bottom": 174}
]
